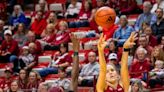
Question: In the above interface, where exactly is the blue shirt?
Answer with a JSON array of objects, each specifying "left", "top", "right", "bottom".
[
  {"left": 113, "top": 25, "right": 135, "bottom": 46},
  {"left": 135, "top": 13, "right": 156, "bottom": 31},
  {"left": 9, "top": 13, "right": 27, "bottom": 27}
]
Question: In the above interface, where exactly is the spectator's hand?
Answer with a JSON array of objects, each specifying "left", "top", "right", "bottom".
[
  {"left": 123, "top": 32, "right": 138, "bottom": 49},
  {"left": 5, "top": 51, "right": 11, "bottom": 55},
  {"left": 70, "top": 33, "right": 80, "bottom": 52},
  {"left": 98, "top": 33, "right": 107, "bottom": 51},
  {"left": 1, "top": 52, "right": 8, "bottom": 56}
]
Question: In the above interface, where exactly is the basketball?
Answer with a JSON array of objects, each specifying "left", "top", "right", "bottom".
[{"left": 95, "top": 7, "right": 116, "bottom": 29}]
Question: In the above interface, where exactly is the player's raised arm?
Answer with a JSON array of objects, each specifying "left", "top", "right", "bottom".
[
  {"left": 96, "top": 34, "right": 107, "bottom": 92},
  {"left": 121, "top": 32, "right": 138, "bottom": 92}
]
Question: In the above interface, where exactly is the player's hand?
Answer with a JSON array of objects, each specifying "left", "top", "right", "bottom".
[
  {"left": 70, "top": 33, "right": 80, "bottom": 52},
  {"left": 123, "top": 32, "right": 138, "bottom": 49},
  {"left": 98, "top": 33, "right": 107, "bottom": 51}
]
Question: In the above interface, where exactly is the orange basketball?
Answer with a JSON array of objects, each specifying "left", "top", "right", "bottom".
[{"left": 95, "top": 7, "right": 116, "bottom": 29}]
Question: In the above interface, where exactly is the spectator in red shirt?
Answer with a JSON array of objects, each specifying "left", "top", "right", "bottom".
[
  {"left": 0, "top": 30, "right": 19, "bottom": 63},
  {"left": 69, "top": 1, "right": 92, "bottom": 28},
  {"left": 89, "top": 0, "right": 105, "bottom": 32},
  {"left": 26, "top": 71, "right": 42, "bottom": 91},
  {"left": 119, "top": 0, "right": 138, "bottom": 15},
  {"left": 17, "top": 69, "right": 27, "bottom": 89},
  {"left": 130, "top": 47, "right": 151, "bottom": 80},
  {"left": 25, "top": 31, "right": 42, "bottom": 54},
  {"left": 143, "top": 26, "right": 157, "bottom": 47},
  {"left": 106, "top": 0, "right": 120, "bottom": 14},
  {"left": 0, "top": 67, "right": 13, "bottom": 91},
  {"left": 137, "top": 34, "right": 153, "bottom": 57},
  {"left": 0, "top": 0, "right": 7, "bottom": 20},
  {"left": 151, "top": 46, "right": 164, "bottom": 66},
  {"left": 7, "top": 80, "right": 21, "bottom": 92},
  {"left": 30, "top": 11, "right": 47, "bottom": 38},
  {"left": 32, "top": 0, "right": 50, "bottom": 20},
  {"left": 39, "top": 23, "right": 56, "bottom": 49},
  {"left": 38, "top": 43, "right": 72, "bottom": 77},
  {"left": 44, "top": 21, "right": 70, "bottom": 50},
  {"left": 47, "top": 12, "right": 59, "bottom": 30}
]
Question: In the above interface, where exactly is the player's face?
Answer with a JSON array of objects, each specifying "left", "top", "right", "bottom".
[{"left": 106, "top": 65, "right": 118, "bottom": 83}]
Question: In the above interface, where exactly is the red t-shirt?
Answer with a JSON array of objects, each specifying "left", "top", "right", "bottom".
[
  {"left": 41, "top": 34, "right": 56, "bottom": 43},
  {"left": 53, "top": 53, "right": 72, "bottom": 65},
  {"left": 30, "top": 19, "right": 47, "bottom": 35},
  {"left": 32, "top": 11, "right": 50, "bottom": 20},
  {"left": 130, "top": 58, "right": 151, "bottom": 79},
  {"left": 0, "top": 39, "right": 19, "bottom": 55},
  {"left": 51, "top": 31, "right": 70, "bottom": 46}
]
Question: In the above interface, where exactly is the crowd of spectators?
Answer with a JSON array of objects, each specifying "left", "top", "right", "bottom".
[{"left": 0, "top": 0, "right": 163, "bottom": 92}]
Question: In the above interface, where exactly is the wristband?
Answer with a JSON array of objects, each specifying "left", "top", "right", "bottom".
[
  {"left": 124, "top": 48, "right": 130, "bottom": 52},
  {"left": 74, "top": 52, "right": 79, "bottom": 56}
]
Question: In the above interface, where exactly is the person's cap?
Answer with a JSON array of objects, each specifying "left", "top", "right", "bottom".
[
  {"left": 4, "top": 67, "right": 12, "bottom": 73},
  {"left": 22, "top": 46, "right": 29, "bottom": 50},
  {"left": 108, "top": 53, "right": 117, "bottom": 60},
  {"left": 4, "top": 29, "right": 12, "bottom": 35}
]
